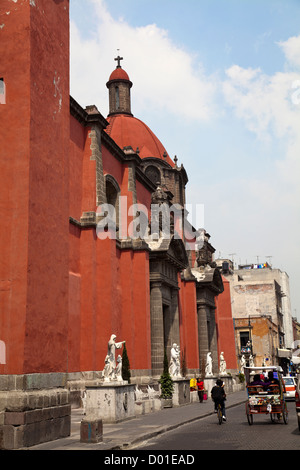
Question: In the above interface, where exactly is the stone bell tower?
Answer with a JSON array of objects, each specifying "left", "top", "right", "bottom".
[{"left": 106, "top": 56, "right": 133, "bottom": 116}]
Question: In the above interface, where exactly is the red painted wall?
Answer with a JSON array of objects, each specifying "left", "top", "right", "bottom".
[
  {"left": 68, "top": 116, "right": 153, "bottom": 373},
  {"left": 0, "top": 0, "right": 70, "bottom": 374}
]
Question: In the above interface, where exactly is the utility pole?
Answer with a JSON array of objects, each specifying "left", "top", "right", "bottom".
[{"left": 229, "top": 253, "right": 236, "bottom": 269}]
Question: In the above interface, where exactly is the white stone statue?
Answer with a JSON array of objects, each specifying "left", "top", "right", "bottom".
[
  {"left": 219, "top": 351, "right": 227, "bottom": 376},
  {"left": 205, "top": 352, "right": 213, "bottom": 376},
  {"left": 169, "top": 343, "right": 181, "bottom": 378},
  {"left": 147, "top": 385, "right": 156, "bottom": 399},
  {"left": 249, "top": 354, "right": 255, "bottom": 367},
  {"left": 240, "top": 354, "right": 246, "bottom": 374},
  {"left": 103, "top": 334, "right": 125, "bottom": 381},
  {"left": 115, "top": 354, "right": 123, "bottom": 381},
  {"left": 135, "top": 385, "right": 145, "bottom": 401}
]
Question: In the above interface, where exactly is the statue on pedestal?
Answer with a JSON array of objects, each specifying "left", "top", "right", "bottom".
[
  {"left": 115, "top": 354, "right": 123, "bottom": 382},
  {"left": 205, "top": 352, "right": 213, "bottom": 376},
  {"left": 240, "top": 354, "right": 246, "bottom": 375},
  {"left": 219, "top": 352, "right": 227, "bottom": 376},
  {"left": 169, "top": 343, "right": 181, "bottom": 378},
  {"left": 103, "top": 334, "right": 125, "bottom": 382}
]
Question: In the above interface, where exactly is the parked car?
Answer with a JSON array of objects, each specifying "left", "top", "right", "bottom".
[
  {"left": 295, "top": 375, "right": 300, "bottom": 431},
  {"left": 283, "top": 376, "right": 296, "bottom": 400}
]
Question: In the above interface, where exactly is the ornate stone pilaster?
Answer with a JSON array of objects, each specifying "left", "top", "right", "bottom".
[
  {"left": 197, "top": 303, "right": 209, "bottom": 369},
  {"left": 150, "top": 281, "right": 164, "bottom": 377}
]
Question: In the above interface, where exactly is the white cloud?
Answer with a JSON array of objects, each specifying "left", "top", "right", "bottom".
[
  {"left": 222, "top": 37, "right": 300, "bottom": 192},
  {"left": 70, "top": 0, "right": 216, "bottom": 121},
  {"left": 277, "top": 35, "right": 300, "bottom": 69}
]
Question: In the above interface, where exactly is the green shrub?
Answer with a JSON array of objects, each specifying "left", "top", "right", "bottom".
[
  {"left": 159, "top": 350, "right": 174, "bottom": 399},
  {"left": 122, "top": 343, "right": 131, "bottom": 383}
]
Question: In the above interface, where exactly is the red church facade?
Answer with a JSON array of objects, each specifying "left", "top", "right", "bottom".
[{"left": 0, "top": 0, "right": 237, "bottom": 448}]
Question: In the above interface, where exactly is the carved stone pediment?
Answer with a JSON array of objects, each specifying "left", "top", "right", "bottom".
[
  {"left": 191, "top": 266, "right": 224, "bottom": 294},
  {"left": 148, "top": 235, "right": 188, "bottom": 272}
]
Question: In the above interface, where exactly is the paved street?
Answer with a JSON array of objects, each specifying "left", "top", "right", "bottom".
[{"left": 134, "top": 400, "right": 300, "bottom": 450}]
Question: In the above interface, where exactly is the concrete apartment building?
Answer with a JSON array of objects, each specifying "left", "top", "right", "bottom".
[{"left": 216, "top": 260, "right": 293, "bottom": 374}]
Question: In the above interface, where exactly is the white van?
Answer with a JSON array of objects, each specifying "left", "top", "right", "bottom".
[{"left": 283, "top": 376, "right": 296, "bottom": 399}]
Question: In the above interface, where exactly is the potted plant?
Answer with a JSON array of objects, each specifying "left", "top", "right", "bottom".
[{"left": 159, "top": 350, "right": 174, "bottom": 407}]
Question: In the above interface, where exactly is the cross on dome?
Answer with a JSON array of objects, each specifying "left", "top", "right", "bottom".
[{"left": 114, "top": 55, "right": 123, "bottom": 68}]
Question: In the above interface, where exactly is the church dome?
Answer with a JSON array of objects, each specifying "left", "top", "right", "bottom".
[
  {"left": 105, "top": 57, "right": 175, "bottom": 167},
  {"left": 106, "top": 114, "right": 174, "bottom": 166},
  {"left": 108, "top": 67, "right": 130, "bottom": 82}
]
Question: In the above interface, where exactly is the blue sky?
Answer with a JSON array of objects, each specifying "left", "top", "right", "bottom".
[{"left": 70, "top": 0, "right": 300, "bottom": 324}]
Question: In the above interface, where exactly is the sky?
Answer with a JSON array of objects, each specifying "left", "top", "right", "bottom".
[{"left": 70, "top": 0, "right": 300, "bottom": 323}]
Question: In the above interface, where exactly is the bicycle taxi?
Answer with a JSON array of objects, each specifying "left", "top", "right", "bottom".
[{"left": 244, "top": 366, "right": 288, "bottom": 425}]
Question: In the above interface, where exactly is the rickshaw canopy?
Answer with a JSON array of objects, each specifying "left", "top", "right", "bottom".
[{"left": 244, "top": 366, "right": 283, "bottom": 385}]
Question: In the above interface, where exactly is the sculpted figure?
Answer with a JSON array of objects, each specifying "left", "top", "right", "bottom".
[
  {"left": 249, "top": 354, "right": 254, "bottom": 367},
  {"left": 169, "top": 343, "right": 181, "bottom": 377},
  {"left": 219, "top": 352, "right": 227, "bottom": 375},
  {"left": 240, "top": 354, "right": 246, "bottom": 374},
  {"left": 205, "top": 352, "right": 213, "bottom": 376},
  {"left": 115, "top": 354, "right": 123, "bottom": 381},
  {"left": 103, "top": 334, "right": 125, "bottom": 381}
]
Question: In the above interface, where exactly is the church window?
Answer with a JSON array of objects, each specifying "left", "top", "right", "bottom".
[
  {"left": 105, "top": 175, "right": 121, "bottom": 229},
  {"left": 115, "top": 86, "right": 120, "bottom": 109},
  {"left": 145, "top": 165, "right": 161, "bottom": 186}
]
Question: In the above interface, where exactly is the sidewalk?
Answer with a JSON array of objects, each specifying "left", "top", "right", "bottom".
[{"left": 27, "top": 389, "right": 247, "bottom": 451}]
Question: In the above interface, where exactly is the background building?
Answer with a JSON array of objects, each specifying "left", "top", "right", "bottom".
[{"left": 217, "top": 260, "right": 293, "bottom": 373}]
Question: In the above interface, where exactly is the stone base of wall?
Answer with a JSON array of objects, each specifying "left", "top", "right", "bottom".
[{"left": 0, "top": 374, "right": 71, "bottom": 449}]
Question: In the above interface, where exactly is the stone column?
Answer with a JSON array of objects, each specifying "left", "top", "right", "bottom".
[
  {"left": 209, "top": 307, "right": 218, "bottom": 375},
  {"left": 197, "top": 303, "right": 209, "bottom": 371},
  {"left": 150, "top": 281, "right": 164, "bottom": 377},
  {"left": 170, "top": 289, "right": 180, "bottom": 347}
]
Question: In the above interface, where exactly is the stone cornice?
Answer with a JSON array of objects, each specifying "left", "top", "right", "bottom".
[{"left": 70, "top": 96, "right": 108, "bottom": 129}]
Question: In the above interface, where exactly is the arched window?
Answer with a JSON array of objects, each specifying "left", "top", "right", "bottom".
[
  {"left": 145, "top": 165, "right": 161, "bottom": 186},
  {"left": 105, "top": 175, "right": 121, "bottom": 229}
]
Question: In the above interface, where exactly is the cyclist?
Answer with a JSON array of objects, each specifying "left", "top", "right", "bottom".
[{"left": 211, "top": 379, "right": 226, "bottom": 422}]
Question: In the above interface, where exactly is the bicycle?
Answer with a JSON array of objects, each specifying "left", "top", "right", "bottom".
[{"left": 217, "top": 403, "right": 223, "bottom": 425}]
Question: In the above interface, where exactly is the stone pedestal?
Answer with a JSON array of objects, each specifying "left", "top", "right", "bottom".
[
  {"left": 85, "top": 382, "right": 135, "bottom": 423},
  {"left": 172, "top": 378, "right": 190, "bottom": 406},
  {"left": 204, "top": 376, "right": 218, "bottom": 397},
  {"left": 219, "top": 375, "right": 234, "bottom": 393},
  {"left": 204, "top": 375, "right": 234, "bottom": 397}
]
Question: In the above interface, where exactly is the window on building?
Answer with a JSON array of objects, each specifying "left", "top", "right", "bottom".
[{"left": 240, "top": 331, "right": 250, "bottom": 349}]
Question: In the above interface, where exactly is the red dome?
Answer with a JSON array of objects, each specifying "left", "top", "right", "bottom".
[
  {"left": 105, "top": 114, "right": 175, "bottom": 167},
  {"left": 108, "top": 68, "right": 130, "bottom": 82}
]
